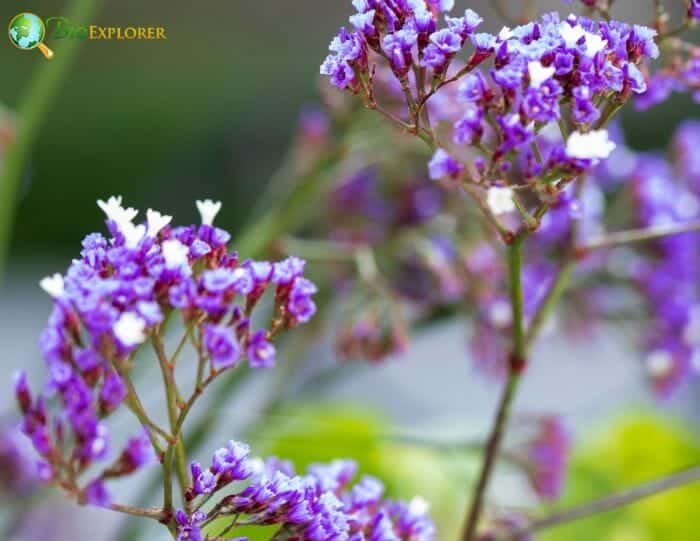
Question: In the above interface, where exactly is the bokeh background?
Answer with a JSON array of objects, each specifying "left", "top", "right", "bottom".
[{"left": 1, "top": 1, "right": 700, "bottom": 540}]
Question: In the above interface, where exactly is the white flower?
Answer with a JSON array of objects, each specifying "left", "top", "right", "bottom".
[
  {"left": 97, "top": 195, "right": 138, "bottom": 227},
  {"left": 560, "top": 22, "right": 586, "bottom": 49},
  {"left": 408, "top": 496, "right": 430, "bottom": 516},
  {"left": 39, "top": 273, "right": 64, "bottom": 298},
  {"left": 498, "top": 26, "right": 514, "bottom": 40},
  {"left": 113, "top": 312, "right": 147, "bottom": 347},
  {"left": 646, "top": 350, "right": 673, "bottom": 378},
  {"left": 528, "top": 61, "right": 556, "bottom": 89},
  {"left": 559, "top": 21, "right": 607, "bottom": 57},
  {"left": 196, "top": 199, "right": 222, "bottom": 226},
  {"left": 583, "top": 32, "right": 607, "bottom": 57},
  {"left": 146, "top": 209, "right": 172, "bottom": 237},
  {"left": 162, "top": 239, "right": 189, "bottom": 269},
  {"left": 566, "top": 130, "right": 616, "bottom": 160},
  {"left": 488, "top": 300, "right": 512, "bottom": 328},
  {"left": 487, "top": 186, "right": 516, "bottom": 215},
  {"left": 121, "top": 221, "right": 147, "bottom": 250}
]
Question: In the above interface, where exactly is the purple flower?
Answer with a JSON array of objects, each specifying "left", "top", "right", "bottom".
[
  {"left": 524, "top": 416, "right": 570, "bottom": 501},
  {"left": 287, "top": 278, "right": 318, "bottom": 324},
  {"left": 427, "top": 149, "right": 463, "bottom": 180},
  {"left": 247, "top": 330, "right": 276, "bottom": 368},
  {"left": 122, "top": 430, "right": 157, "bottom": 472},
  {"left": 176, "top": 509, "right": 207, "bottom": 541},
  {"left": 690, "top": 0, "right": 700, "bottom": 19},
  {"left": 204, "top": 324, "right": 241, "bottom": 371},
  {"left": 211, "top": 440, "right": 251, "bottom": 480},
  {"left": 273, "top": 256, "right": 306, "bottom": 285},
  {"left": 84, "top": 479, "right": 111, "bottom": 507},
  {"left": 190, "top": 461, "right": 217, "bottom": 495},
  {"left": 99, "top": 370, "right": 127, "bottom": 414}
]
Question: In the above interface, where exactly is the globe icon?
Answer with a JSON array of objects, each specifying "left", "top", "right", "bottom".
[{"left": 8, "top": 13, "right": 53, "bottom": 59}]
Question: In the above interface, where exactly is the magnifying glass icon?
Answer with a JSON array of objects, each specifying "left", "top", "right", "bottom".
[{"left": 8, "top": 13, "right": 54, "bottom": 60}]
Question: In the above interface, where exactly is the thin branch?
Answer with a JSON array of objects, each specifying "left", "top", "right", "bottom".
[
  {"left": 108, "top": 503, "right": 166, "bottom": 521},
  {"left": 461, "top": 238, "right": 526, "bottom": 541},
  {"left": 581, "top": 220, "right": 700, "bottom": 252},
  {"left": 506, "top": 465, "right": 700, "bottom": 539}
]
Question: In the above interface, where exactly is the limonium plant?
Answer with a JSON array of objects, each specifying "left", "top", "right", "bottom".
[
  {"left": 14, "top": 196, "right": 434, "bottom": 540},
  {"left": 8, "top": 1, "right": 700, "bottom": 540}
]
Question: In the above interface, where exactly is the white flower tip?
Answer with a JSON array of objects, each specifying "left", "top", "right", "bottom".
[
  {"left": 487, "top": 186, "right": 516, "bottom": 215},
  {"left": 566, "top": 130, "right": 616, "bottom": 161},
  {"left": 528, "top": 61, "right": 555, "bottom": 89},
  {"left": 248, "top": 457, "right": 266, "bottom": 476},
  {"left": 122, "top": 222, "right": 147, "bottom": 250},
  {"left": 97, "top": 195, "right": 139, "bottom": 240},
  {"left": 196, "top": 199, "right": 222, "bottom": 226},
  {"left": 646, "top": 350, "right": 673, "bottom": 378},
  {"left": 498, "top": 26, "right": 513, "bottom": 40},
  {"left": 113, "top": 312, "right": 147, "bottom": 347},
  {"left": 162, "top": 239, "right": 190, "bottom": 269},
  {"left": 39, "top": 273, "right": 64, "bottom": 298},
  {"left": 146, "top": 208, "right": 172, "bottom": 237},
  {"left": 409, "top": 496, "right": 430, "bottom": 516}
]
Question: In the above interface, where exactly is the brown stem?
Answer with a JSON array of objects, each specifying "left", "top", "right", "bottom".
[
  {"left": 108, "top": 503, "right": 167, "bottom": 521},
  {"left": 581, "top": 220, "right": 700, "bottom": 252},
  {"left": 505, "top": 465, "right": 700, "bottom": 539}
]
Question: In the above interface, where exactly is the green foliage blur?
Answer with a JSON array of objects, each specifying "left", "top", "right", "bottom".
[{"left": 542, "top": 413, "right": 700, "bottom": 541}]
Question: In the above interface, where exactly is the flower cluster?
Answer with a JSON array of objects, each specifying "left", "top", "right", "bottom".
[
  {"left": 178, "top": 439, "right": 435, "bottom": 541},
  {"left": 322, "top": 2, "right": 660, "bottom": 194},
  {"left": 627, "top": 122, "right": 700, "bottom": 398},
  {"left": 14, "top": 197, "right": 318, "bottom": 505}
]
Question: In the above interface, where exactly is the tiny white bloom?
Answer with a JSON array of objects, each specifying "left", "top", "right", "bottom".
[
  {"left": 39, "top": 273, "right": 64, "bottom": 298},
  {"left": 560, "top": 22, "right": 586, "bottom": 48},
  {"left": 566, "top": 130, "right": 616, "bottom": 160},
  {"left": 97, "top": 195, "right": 138, "bottom": 227},
  {"left": 196, "top": 199, "right": 222, "bottom": 226},
  {"left": 113, "top": 312, "right": 147, "bottom": 347},
  {"left": 248, "top": 456, "right": 266, "bottom": 476},
  {"left": 146, "top": 209, "right": 172, "bottom": 237},
  {"left": 487, "top": 186, "right": 516, "bottom": 215},
  {"left": 121, "top": 221, "right": 147, "bottom": 250},
  {"left": 528, "top": 61, "right": 556, "bottom": 89},
  {"left": 162, "top": 239, "right": 190, "bottom": 269},
  {"left": 409, "top": 496, "right": 430, "bottom": 516},
  {"left": 646, "top": 350, "right": 674, "bottom": 378},
  {"left": 498, "top": 26, "right": 513, "bottom": 40},
  {"left": 488, "top": 300, "right": 513, "bottom": 328},
  {"left": 583, "top": 32, "right": 607, "bottom": 57}
]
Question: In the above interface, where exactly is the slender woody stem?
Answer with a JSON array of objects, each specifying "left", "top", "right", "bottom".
[
  {"left": 504, "top": 465, "right": 700, "bottom": 539},
  {"left": 582, "top": 220, "right": 700, "bottom": 252},
  {"left": 461, "top": 237, "right": 525, "bottom": 541}
]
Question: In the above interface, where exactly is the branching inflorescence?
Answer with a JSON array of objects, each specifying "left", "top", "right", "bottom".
[{"left": 12, "top": 196, "right": 436, "bottom": 540}]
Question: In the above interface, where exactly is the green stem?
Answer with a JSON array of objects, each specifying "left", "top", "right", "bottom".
[
  {"left": 152, "top": 336, "right": 189, "bottom": 506},
  {"left": 0, "top": 0, "right": 104, "bottom": 277},
  {"left": 461, "top": 238, "right": 525, "bottom": 541}
]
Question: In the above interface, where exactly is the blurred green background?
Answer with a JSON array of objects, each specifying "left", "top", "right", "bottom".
[{"left": 0, "top": 0, "right": 698, "bottom": 259}]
